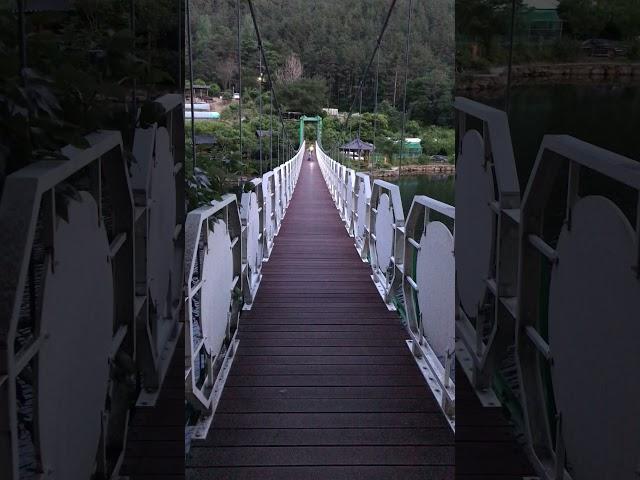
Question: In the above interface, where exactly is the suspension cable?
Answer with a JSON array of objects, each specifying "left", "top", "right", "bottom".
[
  {"left": 186, "top": 0, "right": 196, "bottom": 171},
  {"left": 258, "top": 53, "right": 263, "bottom": 175},
  {"left": 236, "top": 0, "right": 243, "bottom": 169},
  {"left": 246, "top": 0, "right": 294, "bottom": 155},
  {"left": 505, "top": 0, "right": 517, "bottom": 114},
  {"left": 357, "top": 87, "right": 363, "bottom": 139},
  {"left": 345, "top": 0, "right": 398, "bottom": 128},
  {"left": 372, "top": 47, "right": 380, "bottom": 176},
  {"left": 270, "top": 91, "right": 273, "bottom": 170},
  {"left": 398, "top": 0, "right": 413, "bottom": 179}
]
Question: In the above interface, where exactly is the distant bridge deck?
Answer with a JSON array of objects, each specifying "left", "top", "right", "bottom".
[{"left": 185, "top": 153, "right": 455, "bottom": 479}]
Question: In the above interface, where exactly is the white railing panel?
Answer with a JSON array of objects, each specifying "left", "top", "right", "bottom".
[
  {"left": 262, "top": 171, "right": 277, "bottom": 259},
  {"left": 516, "top": 135, "right": 640, "bottom": 480},
  {"left": 370, "top": 180, "right": 405, "bottom": 309},
  {"left": 273, "top": 165, "right": 283, "bottom": 232},
  {"left": 131, "top": 94, "right": 185, "bottom": 406},
  {"left": 0, "top": 132, "right": 135, "bottom": 480},
  {"left": 241, "top": 179, "right": 264, "bottom": 309},
  {"left": 454, "top": 97, "right": 520, "bottom": 407},
  {"left": 185, "top": 195, "right": 242, "bottom": 414},
  {"left": 343, "top": 168, "right": 356, "bottom": 232},
  {"left": 353, "top": 173, "right": 372, "bottom": 261},
  {"left": 403, "top": 196, "right": 456, "bottom": 428}
]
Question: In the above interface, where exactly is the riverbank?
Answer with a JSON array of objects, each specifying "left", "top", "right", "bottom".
[
  {"left": 458, "top": 62, "right": 640, "bottom": 93},
  {"left": 373, "top": 163, "right": 455, "bottom": 178}
]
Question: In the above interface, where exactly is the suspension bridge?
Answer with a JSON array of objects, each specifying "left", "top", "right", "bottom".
[{"left": 184, "top": 139, "right": 456, "bottom": 478}]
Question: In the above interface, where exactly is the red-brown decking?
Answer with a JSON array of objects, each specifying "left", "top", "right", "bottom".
[
  {"left": 455, "top": 363, "right": 536, "bottom": 479},
  {"left": 121, "top": 334, "right": 184, "bottom": 479},
  {"left": 185, "top": 154, "right": 455, "bottom": 479}
]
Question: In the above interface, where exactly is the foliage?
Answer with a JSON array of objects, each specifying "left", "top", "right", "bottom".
[
  {"left": 558, "top": 0, "right": 640, "bottom": 39},
  {"left": 278, "top": 78, "right": 329, "bottom": 115},
  {"left": 190, "top": 0, "right": 453, "bottom": 111},
  {"left": 0, "top": 0, "right": 180, "bottom": 192},
  {"left": 407, "top": 72, "right": 454, "bottom": 126},
  {"left": 421, "top": 126, "right": 455, "bottom": 159}
]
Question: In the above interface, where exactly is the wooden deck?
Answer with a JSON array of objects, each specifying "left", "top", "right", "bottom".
[
  {"left": 185, "top": 153, "right": 454, "bottom": 479},
  {"left": 455, "top": 362, "right": 536, "bottom": 479},
  {"left": 121, "top": 334, "right": 184, "bottom": 479}
]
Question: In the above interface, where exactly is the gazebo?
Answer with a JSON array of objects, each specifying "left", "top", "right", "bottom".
[{"left": 339, "top": 137, "right": 375, "bottom": 162}]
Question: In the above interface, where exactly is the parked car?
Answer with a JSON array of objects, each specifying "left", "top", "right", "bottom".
[
  {"left": 581, "top": 39, "right": 627, "bottom": 57},
  {"left": 232, "top": 92, "right": 240, "bottom": 100}
]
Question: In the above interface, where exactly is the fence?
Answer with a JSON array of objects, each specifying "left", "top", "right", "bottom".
[{"left": 455, "top": 97, "right": 640, "bottom": 480}]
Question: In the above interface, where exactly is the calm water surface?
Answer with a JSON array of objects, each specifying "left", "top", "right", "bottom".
[{"left": 385, "top": 174, "right": 455, "bottom": 213}]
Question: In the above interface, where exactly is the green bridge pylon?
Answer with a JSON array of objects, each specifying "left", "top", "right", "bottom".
[{"left": 299, "top": 115, "right": 323, "bottom": 147}]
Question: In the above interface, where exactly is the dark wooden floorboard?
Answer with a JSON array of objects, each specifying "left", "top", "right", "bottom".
[
  {"left": 121, "top": 332, "right": 184, "bottom": 478},
  {"left": 455, "top": 361, "right": 536, "bottom": 477},
  {"left": 186, "top": 153, "right": 454, "bottom": 478}
]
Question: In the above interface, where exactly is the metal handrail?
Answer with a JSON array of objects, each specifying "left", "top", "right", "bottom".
[
  {"left": 185, "top": 142, "right": 305, "bottom": 438},
  {"left": 0, "top": 131, "right": 135, "bottom": 479}
]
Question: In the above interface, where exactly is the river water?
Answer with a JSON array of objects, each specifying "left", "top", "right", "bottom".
[
  {"left": 482, "top": 83, "right": 640, "bottom": 189},
  {"left": 388, "top": 83, "right": 639, "bottom": 212},
  {"left": 386, "top": 174, "right": 455, "bottom": 213}
]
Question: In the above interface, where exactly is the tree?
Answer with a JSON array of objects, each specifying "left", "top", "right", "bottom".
[
  {"left": 217, "top": 57, "right": 236, "bottom": 90},
  {"left": 276, "top": 54, "right": 303, "bottom": 85},
  {"left": 406, "top": 71, "right": 453, "bottom": 127},
  {"left": 278, "top": 78, "right": 328, "bottom": 115},
  {"left": 558, "top": 0, "right": 640, "bottom": 39}
]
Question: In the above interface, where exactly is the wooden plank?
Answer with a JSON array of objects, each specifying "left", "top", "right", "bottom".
[
  {"left": 203, "top": 427, "right": 453, "bottom": 446},
  {"left": 186, "top": 466, "right": 454, "bottom": 480},
  {"left": 210, "top": 412, "right": 449, "bottom": 429},
  {"left": 122, "top": 335, "right": 184, "bottom": 478},
  {"left": 229, "top": 363, "right": 422, "bottom": 376},
  {"left": 216, "top": 398, "right": 440, "bottom": 413},
  {"left": 221, "top": 386, "right": 433, "bottom": 399},
  {"left": 455, "top": 361, "right": 535, "bottom": 476},
  {"left": 188, "top": 445, "right": 454, "bottom": 466},
  {"left": 233, "top": 355, "right": 416, "bottom": 365},
  {"left": 224, "top": 374, "right": 427, "bottom": 387}
]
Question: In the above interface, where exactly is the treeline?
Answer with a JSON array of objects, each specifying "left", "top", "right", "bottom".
[{"left": 189, "top": 0, "right": 454, "bottom": 126}]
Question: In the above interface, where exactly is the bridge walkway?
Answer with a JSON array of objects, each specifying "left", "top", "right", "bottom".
[{"left": 185, "top": 152, "right": 455, "bottom": 479}]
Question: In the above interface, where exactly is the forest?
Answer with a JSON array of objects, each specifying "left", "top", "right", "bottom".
[{"left": 187, "top": 0, "right": 455, "bottom": 204}]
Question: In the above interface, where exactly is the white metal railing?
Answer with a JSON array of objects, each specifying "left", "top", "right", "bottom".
[
  {"left": 402, "top": 196, "right": 456, "bottom": 429},
  {"left": 316, "top": 142, "right": 456, "bottom": 430},
  {"left": 454, "top": 97, "right": 640, "bottom": 480},
  {"left": 454, "top": 97, "right": 519, "bottom": 408},
  {"left": 0, "top": 132, "right": 137, "bottom": 479},
  {"left": 240, "top": 178, "right": 265, "bottom": 309},
  {"left": 353, "top": 172, "right": 372, "bottom": 261},
  {"left": 185, "top": 142, "right": 305, "bottom": 438},
  {"left": 131, "top": 94, "right": 185, "bottom": 406},
  {"left": 261, "top": 170, "right": 277, "bottom": 259},
  {"left": 369, "top": 179, "right": 405, "bottom": 309}
]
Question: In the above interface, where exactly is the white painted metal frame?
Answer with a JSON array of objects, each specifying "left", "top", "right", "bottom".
[
  {"left": 131, "top": 93, "right": 185, "bottom": 407},
  {"left": 0, "top": 131, "right": 135, "bottom": 480},
  {"left": 454, "top": 97, "right": 520, "bottom": 406},
  {"left": 240, "top": 178, "right": 265, "bottom": 310},
  {"left": 516, "top": 135, "right": 640, "bottom": 480},
  {"left": 353, "top": 172, "right": 372, "bottom": 262},
  {"left": 402, "top": 196, "right": 456, "bottom": 430},
  {"left": 369, "top": 179, "right": 405, "bottom": 310},
  {"left": 262, "top": 171, "right": 277, "bottom": 259},
  {"left": 342, "top": 168, "right": 356, "bottom": 234},
  {"left": 184, "top": 195, "right": 242, "bottom": 435}
]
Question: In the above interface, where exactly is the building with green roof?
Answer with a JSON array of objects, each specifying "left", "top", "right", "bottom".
[{"left": 520, "top": 0, "right": 563, "bottom": 44}]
